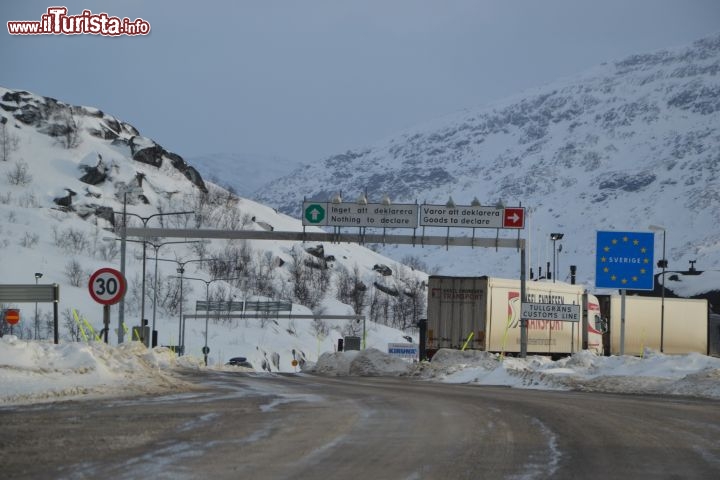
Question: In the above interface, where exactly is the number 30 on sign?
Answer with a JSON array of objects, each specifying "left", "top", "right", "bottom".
[{"left": 88, "top": 267, "right": 127, "bottom": 305}]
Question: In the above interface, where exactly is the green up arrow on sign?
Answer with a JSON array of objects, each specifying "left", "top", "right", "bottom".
[{"left": 304, "top": 203, "right": 326, "bottom": 225}]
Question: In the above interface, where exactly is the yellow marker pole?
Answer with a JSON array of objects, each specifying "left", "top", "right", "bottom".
[
  {"left": 133, "top": 327, "right": 142, "bottom": 341},
  {"left": 500, "top": 315, "right": 514, "bottom": 360},
  {"left": 83, "top": 317, "right": 101, "bottom": 341},
  {"left": 73, "top": 309, "right": 88, "bottom": 342},
  {"left": 461, "top": 331, "right": 474, "bottom": 351}
]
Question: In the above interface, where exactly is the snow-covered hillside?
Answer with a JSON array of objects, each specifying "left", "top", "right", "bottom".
[
  {"left": 255, "top": 34, "right": 720, "bottom": 288},
  {"left": 0, "top": 86, "right": 426, "bottom": 370}
]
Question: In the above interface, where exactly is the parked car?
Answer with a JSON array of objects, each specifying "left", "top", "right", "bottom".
[{"left": 226, "top": 357, "right": 253, "bottom": 368}]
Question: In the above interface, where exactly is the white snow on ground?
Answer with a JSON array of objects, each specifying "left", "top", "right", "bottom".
[{"left": 2, "top": 336, "right": 719, "bottom": 406}]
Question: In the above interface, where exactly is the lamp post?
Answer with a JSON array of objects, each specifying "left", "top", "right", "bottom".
[
  {"left": 649, "top": 225, "right": 667, "bottom": 353},
  {"left": 557, "top": 243, "right": 563, "bottom": 282},
  {"left": 179, "top": 276, "right": 239, "bottom": 366},
  {"left": 34, "top": 272, "right": 42, "bottom": 339},
  {"left": 146, "top": 241, "right": 203, "bottom": 349},
  {"left": 550, "top": 233, "right": 564, "bottom": 283},
  {"left": 112, "top": 210, "right": 193, "bottom": 343},
  {"left": 151, "top": 257, "right": 209, "bottom": 355},
  {"left": 103, "top": 237, "right": 150, "bottom": 346}
]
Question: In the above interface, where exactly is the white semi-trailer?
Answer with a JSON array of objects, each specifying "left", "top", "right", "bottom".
[
  {"left": 426, "top": 276, "right": 604, "bottom": 358},
  {"left": 596, "top": 295, "right": 709, "bottom": 355}
]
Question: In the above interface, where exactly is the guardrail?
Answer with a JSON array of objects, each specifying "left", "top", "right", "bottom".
[
  {"left": 195, "top": 300, "right": 292, "bottom": 315},
  {"left": 244, "top": 301, "right": 292, "bottom": 313},
  {"left": 195, "top": 300, "right": 244, "bottom": 312}
]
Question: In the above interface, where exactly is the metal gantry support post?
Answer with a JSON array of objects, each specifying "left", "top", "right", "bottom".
[
  {"left": 148, "top": 241, "right": 202, "bottom": 350},
  {"left": 118, "top": 194, "right": 127, "bottom": 344},
  {"left": 659, "top": 230, "right": 666, "bottom": 353},
  {"left": 204, "top": 282, "right": 210, "bottom": 366},
  {"left": 520, "top": 242, "right": 528, "bottom": 358}
]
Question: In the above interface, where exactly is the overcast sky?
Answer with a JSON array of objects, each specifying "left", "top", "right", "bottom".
[{"left": 3, "top": 1, "right": 719, "bottom": 165}]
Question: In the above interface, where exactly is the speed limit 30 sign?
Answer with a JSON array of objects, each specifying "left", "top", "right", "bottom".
[{"left": 88, "top": 267, "right": 127, "bottom": 305}]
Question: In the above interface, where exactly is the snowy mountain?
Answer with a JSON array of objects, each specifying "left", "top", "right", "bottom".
[
  {"left": 0, "top": 86, "right": 425, "bottom": 369},
  {"left": 186, "top": 152, "right": 300, "bottom": 197},
  {"left": 255, "top": 34, "right": 720, "bottom": 288}
]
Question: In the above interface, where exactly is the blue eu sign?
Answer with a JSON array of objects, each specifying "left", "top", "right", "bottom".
[{"left": 595, "top": 231, "right": 654, "bottom": 290}]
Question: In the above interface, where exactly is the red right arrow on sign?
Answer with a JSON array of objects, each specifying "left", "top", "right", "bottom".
[{"left": 502, "top": 207, "right": 525, "bottom": 228}]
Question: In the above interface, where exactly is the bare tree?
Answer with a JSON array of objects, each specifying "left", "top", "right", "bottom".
[
  {"left": 54, "top": 108, "right": 82, "bottom": 149},
  {"left": 6, "top": 160, "right": 32, "bottom": 186},
  {"left": 210, "top": 241, "right": 252, "bottom": 279},
  {"left": 288, "top": 246, "right": 328, "bottom": 310},
  {"left": 311, "top": 317, "right": 330, "bottom": 337},
  {"left": 0, "top": 119, "right": 20, "bottom": 162},
  {"left": 19, "top": 232, "right": 39, "bottom": 248},
  {"left": 342, "top": 318, "right": 363, "bottom": 337},
  {"left": 401, "top": 254, "right": 439, "bottom": 274},
  {"left": 368, "top": 288, "right": 390, "bottom": 326},
  {"left": 64, "top": 259, "right": 85, "bottom": 287},
  {"left": 62, "top": 308, "right": 82, "bottom": 342},
  {"left": 393, "top": 266, "right": 427, "bottom": 330},
  {"left": 249, "top": 250, "right": 278, "bottom": 298},
  {"left": 53, "top": 226, "right": 90, "bottom": 253},
  {"left": 335, "top": 264, "right": 368, "bottom": 315},
  {"left": 96, "top": 238, "right": 119, "bottom": 262}
]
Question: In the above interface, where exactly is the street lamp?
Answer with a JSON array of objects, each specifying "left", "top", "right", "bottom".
[
  {"left": 34, "top": 272, "right": 43, "bottom": 339},
  {"left": 649, "top": 225, "right": 667, "bottom": 353},
  {"left": 550, "top": 233, "right": 564, "bottom": 283},
  {"left": 113, "top": 209, "right": 194, "bottom": 343},
  {"left": 178, "top": 276, "right": 240, "bottom": 365},
  {"left": 151, "top": 257, "right": 210, "bottom": 355},
  {"left": 104, "top": 236, "right": 152, "bottom": 346},
  {"left": 146, "top": 240, "right": 204, "bottom": 349}
]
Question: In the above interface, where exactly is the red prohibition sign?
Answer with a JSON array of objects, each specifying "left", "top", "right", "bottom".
[{"left": 88, "top": 267, "right": 127, "bottom": 305}]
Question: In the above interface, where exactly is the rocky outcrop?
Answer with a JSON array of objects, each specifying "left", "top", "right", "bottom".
[
  {"left": 79, "top": 154, "right": 109, "bottom": 185},
  {"left": 53, "top": 188, "right": 77, "bottom": 208},
  {"left": 0, "top": 88, "right": 208, "bottom": 195}
]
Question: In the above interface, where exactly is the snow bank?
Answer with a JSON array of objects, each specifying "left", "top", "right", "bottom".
[
  {"left": 3, "top": 338, "right": 720, "bottom": 405},
  {"left": 0, "top": 336, "right": 202, "bottom": 405},
  {"left": 304, "top": 348, "right": 411, "bottom": 376}
]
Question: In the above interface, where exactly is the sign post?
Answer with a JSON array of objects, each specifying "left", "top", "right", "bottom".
[
  {"left": 88, "top": 267, "right": 127, "bottom": 343},
  {"left": 595, "top": 231, "right": 654, "bottom": 355},
  {"left": 4, "top": 308, "right": 20, "bottom": 325},
  {"left": 4, "top": 308, "right": 20, "bottom": 335}
]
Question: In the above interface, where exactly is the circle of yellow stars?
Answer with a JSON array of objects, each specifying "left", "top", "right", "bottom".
[{"left": 599, "top": 235, "right": 651, "bottom": 285}]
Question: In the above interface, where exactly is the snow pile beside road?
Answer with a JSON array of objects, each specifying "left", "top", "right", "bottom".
[
  {"left": 3, "top": 338, "right": 720, "bottom": 405},
  {"left": 550, "top": 350, "right": 720, "bottom": 398},
  {"left": 304, "top": 347, "right": 720, "bottom": 399},
  {"left": 304, "top": 348, "right": 411, "bottom": 376},
  {"left": 410, "top": 349, "right": 503, "bottom": 379},
  {"left": 0, "top": 337, "right": 201, "bottom": 405},
  {"left": 422, "top": 349, "right": 720, "bottom": 399}
]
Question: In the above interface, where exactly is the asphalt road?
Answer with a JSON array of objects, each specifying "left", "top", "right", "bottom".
[{"left": 1, "top": 371, "right": 719, "bottom": 480}]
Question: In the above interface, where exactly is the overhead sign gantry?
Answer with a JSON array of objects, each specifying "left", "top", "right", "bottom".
[
  {"left": 302, "top": 200, "right": 524, "bottom": 230},
  {"left": 124, "top": 195, "right": 533, "bottom": 356}
]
